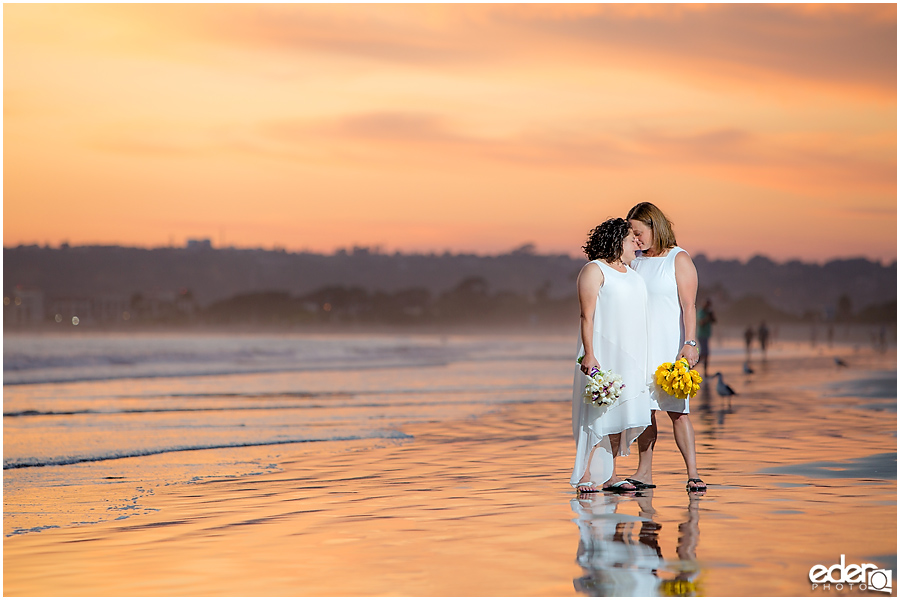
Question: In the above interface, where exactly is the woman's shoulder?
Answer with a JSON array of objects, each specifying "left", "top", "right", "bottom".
[
  {"left": 667, "top": 246, "right": 692, "bottom": 264},
  {"left": 672, "top": 247, "right": 697, "bottom": 275},
  {"left": 576, "top": 260, "right": 606, "bottom": 294},
  {"left": 577, "top": 260, "right": 604, "bottom": 285},
  {"left": 671, "top": 247, "right": 692, "bottom": 262},
  {"left": 585, "top": 259, "right": 623, "bottom": 273}
]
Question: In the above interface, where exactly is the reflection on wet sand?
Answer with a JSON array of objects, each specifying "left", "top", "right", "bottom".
[
  {"left": 572, "top": 491, "right": 702, "bottom": 597},
  {"left": 693, "top": 374, "right": 739, "bottom": 434},
  {"left": 4, "top": 342, "right": 895, "bottom": 596}
]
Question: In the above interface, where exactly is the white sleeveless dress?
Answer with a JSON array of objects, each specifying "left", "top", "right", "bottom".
[
  {"left": 570, "top": 261, "right": 652, "bottom": 487},
  {"left": 571, "top": 497, "right": 666, "bottom": 596},
  {"left": 631, "top": 246, "right": 691, "bottom": 414}
]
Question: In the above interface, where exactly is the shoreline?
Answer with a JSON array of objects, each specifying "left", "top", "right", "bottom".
[
  {"left": 5, "top": 399, "right": 582, "bottom": 596},
  {"left": 4, "top": 321, "right": 895, "bottom": 343}
]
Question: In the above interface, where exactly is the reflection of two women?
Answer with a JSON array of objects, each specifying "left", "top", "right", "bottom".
[{"left": 572, "top": 492, "right": 702, "bottom": 597}]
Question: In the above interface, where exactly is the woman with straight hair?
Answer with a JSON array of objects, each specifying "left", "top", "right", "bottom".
[
  {"left": 625, "top": 202, "right": 707, "bottom": 493},
  {"left": 571, "top": 218, "right": 652, "bottom": 494}
]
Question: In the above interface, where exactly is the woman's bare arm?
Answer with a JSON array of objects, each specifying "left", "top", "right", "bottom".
[
  {"left": 577, "top": 262, "right": 604, "bottom": 374},
  {"left": 674, "top": 251, "right": 699, "bottom": 365}
]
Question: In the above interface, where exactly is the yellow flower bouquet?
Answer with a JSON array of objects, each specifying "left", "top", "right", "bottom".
[
  {"left": 660, "top": 577, "right": 702, "bottom": 597},
  {"left": 655, "top": 358, "right": 702, "bottom": 400}
]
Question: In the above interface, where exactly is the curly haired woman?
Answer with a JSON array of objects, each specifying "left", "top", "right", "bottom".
[{"left": 571, "top": 218, "right": 652, "bottom": 494}]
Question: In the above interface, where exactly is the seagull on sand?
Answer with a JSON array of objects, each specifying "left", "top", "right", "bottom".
[
  {"left": 712, "top": 372, "right": 737, "bottom": 398},
  {"left": 834, "top": 357, "right": 849, "bottom": 368},
  {"left": 742, "top": 362, "right": 754, "bottom": 375}
]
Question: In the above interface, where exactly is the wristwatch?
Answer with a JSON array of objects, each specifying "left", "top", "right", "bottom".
[{"left": 683, "top": 340, "right": 698, "bottom": 347}]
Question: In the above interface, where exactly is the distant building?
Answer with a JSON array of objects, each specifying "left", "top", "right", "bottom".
[
  {"left": 49, "top": 295, "right": 130, "bottom": 325},
  {"left": 91, "top": 295, "right": 131, "bottom": 323},
  {"left": 130, "top": 289, "right": 197, "bottom": 322},
  {"left": 187, "top": 239, "right": 212, "bottom": 250},
  {"left": 4, "top": 286, "right": 44, "bottom": 325},
  {"left": 137, "top": 290, "right": 178, "bottom": 319},
  {"left": 49, "top": 297, "right": 94, "bottom": 325}
]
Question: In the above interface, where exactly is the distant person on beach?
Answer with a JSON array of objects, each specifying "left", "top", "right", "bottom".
[
  {"left": 758, "top": 321, "right": 770, "bottom": 359},
  {"left": 571, "top": 218, "right": 652, "bottom": 494},
  {"left": 696, "top": 299, "right": 716, "bottom": 377},
  {"left": 744, "top": 326, "right": 754, "bottom": 359},
  {"left": 626, "top": 202, "right": 706, "bottom": 493}
]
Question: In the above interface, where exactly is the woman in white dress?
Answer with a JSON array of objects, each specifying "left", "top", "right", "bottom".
[
  {"left": 571, "top": 218, "right": 652, "bottom": 494},
  {"left": 625, "top": 202, "right": 707, "bottom": 492},
  {"left": 571, "top": 494, "right": 665, "bottom": 596}
]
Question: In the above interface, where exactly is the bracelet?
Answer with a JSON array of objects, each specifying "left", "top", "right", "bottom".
[{"left": 683, "top": 340, "right": 698, "bottom": 347}]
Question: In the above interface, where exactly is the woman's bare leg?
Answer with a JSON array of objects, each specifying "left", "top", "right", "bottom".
[
  {"left": 576, "top": 443, "right": 601, "bottom": 492},
  {"left": 603, "top": 433, "right": 636, "bottom": 490},
  {"left": 629, "top": 412, "right": 657, "bottom": 485},
  {"left": 669, "top": 412, "right": 704, "bottom": 487}
]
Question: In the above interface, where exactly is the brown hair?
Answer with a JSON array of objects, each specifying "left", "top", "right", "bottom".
[
  {"left": 583, "top": 218, "right": 631, "bottom": 261},
  {"left": 626, "top": 202, "right": 677, "bottom": 255}
]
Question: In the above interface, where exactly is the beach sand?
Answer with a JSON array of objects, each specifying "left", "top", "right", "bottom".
[{"left": 4, "top": 345, "right": 896, "bottom": 596}]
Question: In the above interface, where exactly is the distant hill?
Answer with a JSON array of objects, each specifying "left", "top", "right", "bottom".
[
  {"left": 691, "top": 254, "right": 896, "bottom": 321},
  {"left": 3, "top": 244, "right": 896, "bottom": 324}
]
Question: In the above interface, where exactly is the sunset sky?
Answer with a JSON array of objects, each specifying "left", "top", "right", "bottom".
[{"left": 4, "top": 3, "right": 897, "bottom": 263}]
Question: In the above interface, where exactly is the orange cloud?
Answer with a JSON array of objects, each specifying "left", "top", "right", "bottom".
[
  {"left": 181, "top": 4, "right": 898, "bottom": 98},
  {"left": 248, "top": 112, "right": 893, "bottom": 195}
]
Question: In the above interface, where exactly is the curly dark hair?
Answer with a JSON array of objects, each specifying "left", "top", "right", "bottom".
[{"left": 582, "top": 218, "right": 631, "bottom": 261}]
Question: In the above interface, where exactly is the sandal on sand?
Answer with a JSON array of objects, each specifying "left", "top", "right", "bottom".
[
  {"left": 626, "top": 478, "right": 657, "bottom": 489},
  {"left": 574, "top": 481, "right": 598, "bottom": 493},
  {"left": 603, "top": 480, "right": 637, "bottom": 493},
  {"left": 686, "top": 478, "right": 707, "bottom": 492}
]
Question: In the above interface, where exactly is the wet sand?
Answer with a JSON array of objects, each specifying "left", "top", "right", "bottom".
[{"left": 4, "top": 346, "right": 896, "bottom": 596}]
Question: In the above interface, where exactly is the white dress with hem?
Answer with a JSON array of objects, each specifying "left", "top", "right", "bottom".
[
  {"left": 570, "top": 260, "right": 652, "bottom": 487},
  {"left": 631, "top": 246, "right": 691, "bottom": 414}
]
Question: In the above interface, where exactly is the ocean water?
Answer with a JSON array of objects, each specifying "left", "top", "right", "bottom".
[
  {"left": 4, "top": 331, "right": 897, "bottom": 596},
  {"left": 4, "top": 332, "right": 576, "bottom": 535}
]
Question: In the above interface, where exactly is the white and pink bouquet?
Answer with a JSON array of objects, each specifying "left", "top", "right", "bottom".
[{"left": 577, "top": 356, "right": 625, "bottom": 407}]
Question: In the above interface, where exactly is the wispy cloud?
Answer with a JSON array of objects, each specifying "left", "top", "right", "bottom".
[
  {"left": 251, "top": 110, "right": 894, "bottom": 194},
  {"left": 504, "top": 4, "right": 897, "bottom": 98},
  {"left": 153, "top": 4, "right": 898, "bottom": 99},
  {"left": 69, "top": 3, "right": 893, "bottom": 101}
]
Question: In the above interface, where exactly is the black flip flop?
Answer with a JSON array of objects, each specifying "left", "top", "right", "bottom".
[
  {"left": 602, "top": 481, "right": 638, "bottom": 493},
  {"left": 626, "top": 478, "right": 657, "bottom": 489},
  {"left": 686, "top": 478, "right": 707, "bottom": 492}
]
